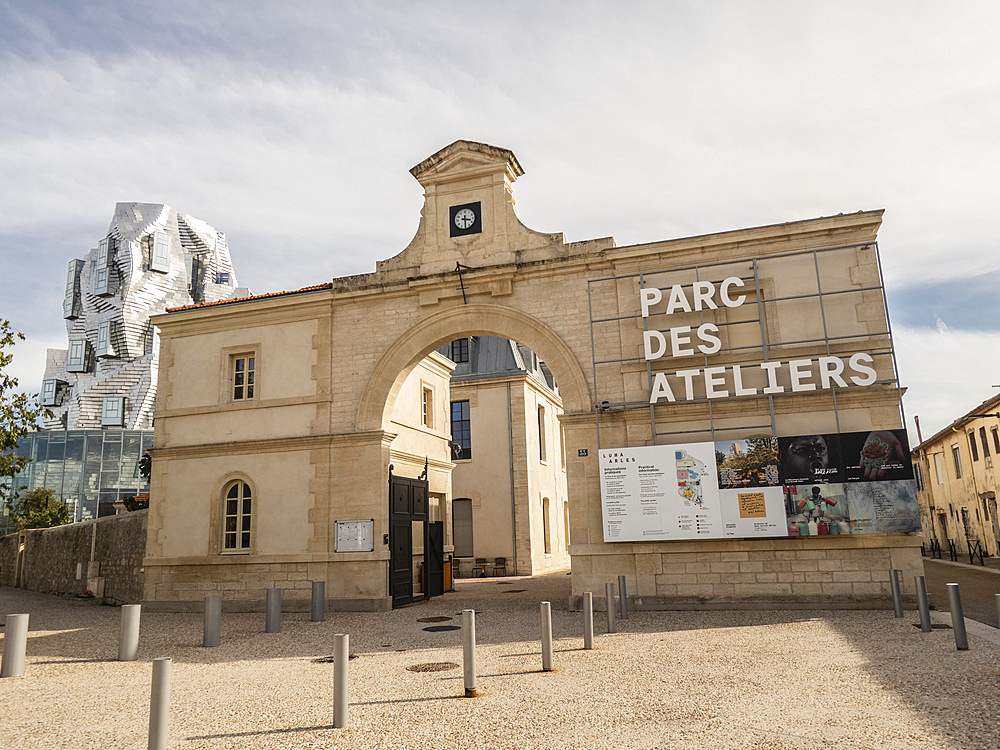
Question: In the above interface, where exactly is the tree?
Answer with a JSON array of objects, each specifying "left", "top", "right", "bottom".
[
  {"left": 1, "top": 320, "right": 48, "bottom": 515},
  {"left": 9, "top": 487, "right": 71, "bottom": 530}
]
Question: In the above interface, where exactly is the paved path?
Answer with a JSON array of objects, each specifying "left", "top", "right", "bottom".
[
  {"left": 922, "top": 558, "right": 1000, "bottom": 628},
  {"left": 2, "top": 575, "right": 999, "bottom": 749}
]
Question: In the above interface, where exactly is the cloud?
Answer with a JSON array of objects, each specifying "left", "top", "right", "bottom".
[{"left": 895, "top": 323, "right": 1000, "bottom": 443}]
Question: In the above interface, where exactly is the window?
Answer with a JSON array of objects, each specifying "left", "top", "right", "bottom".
[
  {"left": 150, "top": 231, "right": 171, "bottom": 273},
  {"left": 422, "top": 386, "right": 433, "bottom": 428},
  {"left": 232, "top": 354, "right": 255, "bottom": 401},
  {"left": 980, "top": 427, "right": 990, "bottom": 458},
  {"left": 94, "top": 267, "right": 111, "bottom": 296},
  {"left": 66, "top": 339, "right": 91, "bottom": 373},
  {"left": 452, "top": 498, "right": 473, "bottom": 557},
  {"left": 542, "top": 497, "right": 551, "bottom": 554},
  {"left": 449, "top": 338, "right": 469, "bottom": 363},
  {"left": 63, "top": 260, "right": 83, "bottom": 320},
  {"left": 537, "top": 405, "right": 547, "bottom": 462},
  {"left": 216, "top": 272, "right": 230, "bottom": 284},
  {"left": 96, "top": 237, "right": 110, "bottom": 267},
  {"left": 968, "top": 431, "right": 979, "bottom": 462},
  {"left": 41, "top": 379, "right": 58, "bottom": 406},
  {"left": 913, "top": 462, "right": 923, "bottom": 491},
  {"left": 993, "top": 427, "right": 1000, "bottom": 454},
  {"left": 450, "top": 400, "right": 471, "bottom": 460},
  {"left": 101, "top": 397, "right": 125, "bottom": 426},
  {"left": 952, "top": 444, "right": 963, "bottom": 479},
  {"left": 934, "top": 454, "right": 943, "bottom": 484},
  {"left": 96, "top": 321, "right": 114, "bottom": 358},
  {"left": 222, "top": 481, "right": 252, "bottom": 551}
]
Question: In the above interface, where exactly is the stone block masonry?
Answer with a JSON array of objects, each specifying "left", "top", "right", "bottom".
[{"left": 0, "top": 510, "right": 147, "bottom": 604}]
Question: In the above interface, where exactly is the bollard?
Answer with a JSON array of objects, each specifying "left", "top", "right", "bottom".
[
  {"left": 996, "top": 594, "right": 1000, "bottom": 630},
  {"left": 889, "top": 569, "right": 904, "bottom": 618},
  {"left": 618, "top": 575, "right": 629, "bottom": 620},
  {"left": 583, "top": 591, "right": 594, "bottom": 650},
  {"left": 311, "top": 581, "right": 326, "bottom": 623},
  {"left": 605, "top": 582, "right": 616, "bottom": 634},
  {"left": 119, "top": 604, "right": 141, "bottom": 661},
  {"left": 462, "top": 608, "right": 477, "bottom": 697},
  {"left": 914, "top": 576, "right": 932, "bottom": 633},
  {"left": 203, "top": 596, "right": 222, "bottom": 648},
  {"left": 946, "top": 583, "right": 969, "bottom": 650},
  {"left": 265, "top": 588, "right": 281, "bottom": 633},
  {"left": 148, "top": 657, "right": 171, "bottom": 750},
  {"left": 333, "top": 633, "right": 349, "bottom": 728},
  {"left": 540, "top": 601, "right": 553, "bottom": 672},
  {"left": 1, "top": 613, "right": 29, "bottom": 678}
]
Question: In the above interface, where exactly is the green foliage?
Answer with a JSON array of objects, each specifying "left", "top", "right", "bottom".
[
  {"left": 138, "top": 451, "right": 151, "bottom": 483},
  {"left": 9, "top": 487, "right": 71, "bottom": 530},
  {"left": 122, "top": 494, "right": 149, "bottom": 511},
  {"left": 0, "top": 320, "right": 48, "bottom": 511}
]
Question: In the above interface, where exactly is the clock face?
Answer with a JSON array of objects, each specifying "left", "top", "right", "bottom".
[{"left": 449, "top": 202, "right": 482, "bottom": 237}]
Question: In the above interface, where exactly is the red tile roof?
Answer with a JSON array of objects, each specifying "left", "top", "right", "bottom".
[{"left": 167, "top": 283, "right": 333, "bottom": 312}]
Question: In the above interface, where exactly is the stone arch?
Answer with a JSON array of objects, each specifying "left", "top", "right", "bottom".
[{"left": 357, "top": 303, "right": 592, "bottom": 432}]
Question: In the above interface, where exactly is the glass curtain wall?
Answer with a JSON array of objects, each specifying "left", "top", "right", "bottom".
[{"left": 2, "top": 430, "right": 153, "bottom": 533}]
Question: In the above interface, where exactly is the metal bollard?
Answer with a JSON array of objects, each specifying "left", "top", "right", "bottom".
[
  {"left": 311, "top": 581, "right": 326, "bottom": 623},
  {"left": 265, "top": 588, "right": 281, "bottom": 633},
  {"left": 203, "top": 596, "right": 222, "bottom": 648},
  {"left": 605, "top": 582, "right": 616, "bottom": 634},
  {"left": 119, "top": 604, "right": 141, "bottom": 661},
  {"left": 1, "top": 613, "right": 29, "bottom": 678},
  {"left": 889, "top": 569, "right": 904, "bottom": 618},
  {"left": 462, "top": 609, "right": 477, "bottom": 697},
  {"left": 946, "top": 583, "right": 969, "bottom": 650},
  {"left": 583, "top": 591, "right": 594, "bottom": 650},
  {"left": 333, "top": 633, "right": 349, "bottom": 728},
  {"left": 618, "top": 575, "right": 629, "bottom": 620},
  {"left": 148, "top": 657, "right": 171, "bottom": 750},
  {"left": 540, "top": 601, "right": 553, "bottom": 672},
  {"left": 914, "top": 576, "right": 932, "bottom": 633}
]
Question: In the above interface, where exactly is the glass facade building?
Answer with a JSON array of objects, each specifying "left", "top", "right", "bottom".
[{"left": 2, "top": 430, "right": 153, "bottom": 533}]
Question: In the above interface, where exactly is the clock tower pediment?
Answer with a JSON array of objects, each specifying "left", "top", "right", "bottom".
[{"left": 376, "top": 140, "right": 568, "bottom": 278}]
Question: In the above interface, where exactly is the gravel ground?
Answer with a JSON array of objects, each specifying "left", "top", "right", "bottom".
[{"left": 2, "top": 573, "right": 999, "bottom": 750}]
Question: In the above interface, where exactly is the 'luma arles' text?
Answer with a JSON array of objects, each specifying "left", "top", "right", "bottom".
[{"left": 642, "top": 277, "right": 876, "bottom": 404}]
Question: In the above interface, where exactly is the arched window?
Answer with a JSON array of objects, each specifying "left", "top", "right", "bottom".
[
  {"left": 223, "top": 481, "right": 252, "bottom": 552},
  {"left": 542, "top": 497, "right": 551, "bottom": 554}
]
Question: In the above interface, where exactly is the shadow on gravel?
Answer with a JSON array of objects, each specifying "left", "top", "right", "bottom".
[{"left": 186, "top": 725, "right": 334, "bottom": 740}]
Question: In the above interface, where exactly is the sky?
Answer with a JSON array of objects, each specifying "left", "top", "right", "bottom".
[{"left": 1, "top": 1, "right": 998, "bottom": 445}]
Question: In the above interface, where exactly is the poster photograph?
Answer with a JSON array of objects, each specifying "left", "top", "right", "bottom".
[
  {"left": 778, "top": 434, "right": 843, "bottom": 485},
  {"left": 840, "top": 429, "right": 912, "bottom": 482},
  {"left": 715, "top": 437, "right": 779, "bottom": 489}
]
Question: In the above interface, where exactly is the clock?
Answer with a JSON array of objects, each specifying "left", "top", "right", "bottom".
[{"left": 449, "top": 202, "right": 482, "bottom": 237}]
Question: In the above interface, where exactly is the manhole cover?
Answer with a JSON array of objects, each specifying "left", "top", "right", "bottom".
[
  {"left": 503, "top": 589, "right": 527, "bottom": 594},
  {"left": 407, "top": 662, "right": 459, "bottom": 672},
  {"left": 912, "top": 623, "right": 952, "bottom": 629},
  {"left": 417, "top": 616, "right": 453, "bottom": 623},
  {"left": 312, "top": 654, "right": 359, "bottom": 663},
  {"left": 423, "top": 625, "right": 461, "bottom": 632}
]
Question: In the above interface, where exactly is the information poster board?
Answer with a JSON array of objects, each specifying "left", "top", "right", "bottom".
[
  {"left": 335, "top": 519, "right": 375, "bottom": 552},
  {"left": 600, "top": 430, "right": 919, "bottom": 542}
]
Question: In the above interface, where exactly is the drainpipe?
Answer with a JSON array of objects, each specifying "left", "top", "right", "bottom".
[{"left": 508, "top": 382, "right": 517, "bottom": 574}]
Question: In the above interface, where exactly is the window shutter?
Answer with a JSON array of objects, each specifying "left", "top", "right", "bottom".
[
  {"left": 151, "top": 231, "right": 172, "bottom": 272},
  {"left": 63, "top": 260, "right": 83, "bottom": 319}
]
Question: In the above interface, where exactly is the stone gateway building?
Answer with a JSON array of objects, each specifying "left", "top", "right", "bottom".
[{"left": 145, "top": 140, "right": 920, "bottom": 611}]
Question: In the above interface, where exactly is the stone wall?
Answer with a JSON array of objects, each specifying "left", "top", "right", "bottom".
[{"left": 0, "top": 510, "right": 147, "bottom": 604}]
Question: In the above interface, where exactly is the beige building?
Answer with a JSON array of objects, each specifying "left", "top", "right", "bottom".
[
  {"left": 912, "top": 395, "right": 1000, "bottom": 558},
  {"left": 445, "top": 336, "right": 569, "bottom": 577},
  {"left": 145, "top": 139, "right": 920, "bottom": 611}
]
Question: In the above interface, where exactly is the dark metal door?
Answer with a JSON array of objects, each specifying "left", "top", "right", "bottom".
[
  {"left": 427, "top": 521, "right": 444, "bottom": 598},
  {"left": 389, "top": 468, "right": 428, "bottom": 608}
]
